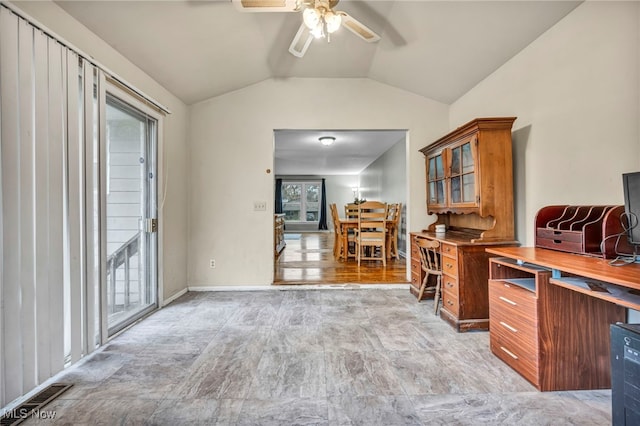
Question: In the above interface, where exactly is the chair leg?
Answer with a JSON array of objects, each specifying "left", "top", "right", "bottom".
[
  {"left": 433, "top": 276, "right": 442, "bottom": 314},
  {"left": 382, "top": 244, "right": 386, "bottom": 267},
  {"left": 417, "top": 272, "right": 429, "bottom": 301}
]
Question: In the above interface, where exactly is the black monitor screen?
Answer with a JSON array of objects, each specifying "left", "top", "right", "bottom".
[{"left": 623, "top": 172, "right": 640, "bottom": 245}]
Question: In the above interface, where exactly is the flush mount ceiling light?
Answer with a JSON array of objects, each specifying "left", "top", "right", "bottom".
[{"left": 319, "top": 136, "right": 336, "bottom": 146}]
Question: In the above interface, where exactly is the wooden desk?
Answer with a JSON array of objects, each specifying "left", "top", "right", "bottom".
[
  {"left": 486, "top": 246, "right": 640, "bottom": 391},
  {"left": 410, "top": 231, "right": 518, "bottom": 331}
]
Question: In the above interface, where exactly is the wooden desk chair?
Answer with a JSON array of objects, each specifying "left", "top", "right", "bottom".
[
  {"left": 355, "top": 201, "right": 388, "bottom": 266},
  {"left": 386, "top": 202, "right": 402, "bottom": 260},
  {"left": 417, "top": 238, "right": 442, "bottom": 314}
]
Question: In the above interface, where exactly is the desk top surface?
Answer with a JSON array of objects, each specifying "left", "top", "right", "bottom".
[
  {"left": 411, "top": 230, "right": 519, "bottom": 247},
  {"left": 486, "top": 246, "right": 640, "bottom": 290}
]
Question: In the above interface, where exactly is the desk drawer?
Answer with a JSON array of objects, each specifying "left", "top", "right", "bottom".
[
  {"left": 411, "top": 257, "right": 421, "bottom": 275},
  {"left": 442, "top": 275, "right": 458, "bottom": 297},
  {"left": 490, "top": 332, "right": 539, "bottom": 387},
  {"left": 489, "top": 280, "right": 536, "bottom": 313},
  {"left": 490, "top": 307, "right": 537, "bottom": 349},
  {"left": 440, "top": 242, "right": 457, "bottom": 259},
  {"left": 411, "top": 271, "right": 421, "bottom": 289},
  {"left": 411, "top": 237, "right": 421, "bottom": 256},
  {"left": 442, "top": 255, "right": 458, "bottom": 278},
  {"left": 441, "top": 289, "right": 459, "bottom": 317}
]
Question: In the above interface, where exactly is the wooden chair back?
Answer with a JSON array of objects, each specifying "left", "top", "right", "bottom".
[
  {"left": 417, "top": 238, "right": 443, "bottom": 312},
  {"left": 345, "top": 203, "right": 359, "bottom": 219},
  {"left": 386, "top": 203, "right": 402, "bottom": 259},
  {"left": 355, "top": 201, "right": 388, "bottom": 266},
  {"left": 329, "top": 203, "right": 342, "bottom": 258},
  {"left": 418, "top": 238, "right": 441, "bottom": 273},
  {"left": 329, "top": 203, "right": 340, "bottom": 234}
]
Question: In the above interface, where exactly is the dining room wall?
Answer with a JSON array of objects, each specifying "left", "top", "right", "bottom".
[
  {"left": 359, "top": 137, "right": 406, "bottom": 203},
  {"left": 324, "top": 174, "right": 360, "bottom": 227},
  {"left": 359, "top": 137, "right": 408, "bottom": 255},
  {"left": 188, "top": 78, "right": 448, "bottom": 287}
]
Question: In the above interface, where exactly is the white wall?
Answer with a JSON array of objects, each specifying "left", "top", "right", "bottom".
[
  {"left": 360, "top": 137, "right": 406, "bottom": 203},
  {"left": 450, "top": 1, "right": 640, "bottom": 246},
  {"left": 359, "top": 137, "right": 408, "bottom": 254},
  {"left": 324, "top": 174, "right": 360, "bottom": 226},
  {"left": 188, "top": 78, "right": 448, "bottom": 287},
  {"left": 15, "top": 1, "right": 190, "bottom": 302}
]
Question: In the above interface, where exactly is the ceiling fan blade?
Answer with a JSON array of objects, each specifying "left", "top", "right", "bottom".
[
  {"left": 232, "top": 0, "right": 300, "bottom": 12},
  {"left": 288, "top": 23, "right": 313, "bottom": 58},
  {"left": 337, "top": 11, "right": 380, "bottom": 43}
]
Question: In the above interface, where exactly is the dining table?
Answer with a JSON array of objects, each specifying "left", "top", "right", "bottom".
[{"left": 337, "top": 218, "right": 394, "bottom": 261}]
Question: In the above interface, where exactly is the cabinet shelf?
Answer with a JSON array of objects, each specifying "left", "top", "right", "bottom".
[
  {"left": 549, "top": 276, "right": 640, "bottom": 311},
  {"left": 499, "top": 278, "right": 536, "bottom": 293},
  {"left": 492, "top": 256, "right": 552, "bottom": 273}
]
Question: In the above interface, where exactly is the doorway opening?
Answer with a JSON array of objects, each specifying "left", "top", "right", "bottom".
[{"left": 273, "top": 129, "right": 410, "bottom": 285}]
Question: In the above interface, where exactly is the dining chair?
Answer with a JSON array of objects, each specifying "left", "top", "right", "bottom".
[
  {"left": 417, "top": 238, "right": 442, "bottom": 314},
  {"left": 345, "top": 203, "right": 359, "bottom": 219},
  {"left": 355, "top": 201, "right": 388, "bottom": 266},
  {"left": 329, "top": 203, "right": 341, "bottom": 258},
  {"left": 386, "top": 202, "right": 402, "bottom": 260},
  {"left": 330, "top": 203, "right": 354, "bottom": 260}
]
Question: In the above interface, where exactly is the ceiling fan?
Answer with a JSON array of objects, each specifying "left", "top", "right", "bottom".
[{"left": 232, "top": 0, "right": 381, "bottom": 58}]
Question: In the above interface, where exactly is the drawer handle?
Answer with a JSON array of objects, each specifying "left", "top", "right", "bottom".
[
  {"left": 446, "top": 263, "right": 453, "bottom": 269},
  {"left": 499, "top": 346, "right": 519, "bottom": 360},
  {"left": 498, "top": 296, "right": 517, "bottom": 306},
  {"left": 500, "top": 321, "right": 518, "bottom": 333},
  {"left": 447, "top": 300, "right": 454, "bottom": 306},
  {"left": 446, "top": 282, "right": 453, "bottom": 288}
]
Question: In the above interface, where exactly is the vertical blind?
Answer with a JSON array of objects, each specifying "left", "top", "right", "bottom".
[{"left": 0, "top": 6, "right": 101, "bottom": 408}]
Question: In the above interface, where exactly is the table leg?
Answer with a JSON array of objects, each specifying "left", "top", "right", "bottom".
[{"left": 342, "top": 225, "right": 348, "bottom": 260}]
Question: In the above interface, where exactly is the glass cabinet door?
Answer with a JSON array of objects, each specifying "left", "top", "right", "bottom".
[
  {"left": 449, "top": 137, "right": 477, "bottom": 205},
  {"left": 427, "top": 153, "right": 446, "bottom": 206}
]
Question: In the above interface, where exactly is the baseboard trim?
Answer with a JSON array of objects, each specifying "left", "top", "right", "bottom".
[
  {"left": 188, "top": 284, "right": 410, "bottom": 291},
  {"left": 162, "top": 288, "right": 188, "bottom": 306}
]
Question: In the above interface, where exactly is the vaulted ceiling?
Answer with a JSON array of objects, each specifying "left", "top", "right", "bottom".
[
  {"left": 55, "top": 0, "right": 581, "bottom": 106},
  {"left": 51, "top": 0, "right": 581, "bottom": 175}
]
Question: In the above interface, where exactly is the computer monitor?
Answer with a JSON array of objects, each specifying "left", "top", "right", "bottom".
[{"left": 622, "top": 171, "right": 640, "bottom": 245}]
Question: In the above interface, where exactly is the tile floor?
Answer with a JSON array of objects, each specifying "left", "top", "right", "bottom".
[{"left": 24, "top": 289, "right": 611, "bottom": 425}]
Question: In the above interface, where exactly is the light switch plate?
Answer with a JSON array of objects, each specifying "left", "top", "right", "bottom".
[{"left": 253, "top": 201, "right": 267, "bottom": 211}]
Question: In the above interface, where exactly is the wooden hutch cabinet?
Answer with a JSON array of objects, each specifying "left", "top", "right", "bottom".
[{"left": 412, "top": 117, "right": 518, "bottom": 331}]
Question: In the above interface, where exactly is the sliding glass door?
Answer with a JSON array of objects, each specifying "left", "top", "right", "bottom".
[{"left": 104, "top": 93, "right": 158, "bottom": 335}]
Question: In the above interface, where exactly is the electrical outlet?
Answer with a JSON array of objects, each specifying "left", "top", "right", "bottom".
[
  {"left": 209, "top": 259, "right": 216, "bottom": 268},
  {"left": 253, "top": 201, "right": 267, "bottom": 211}
]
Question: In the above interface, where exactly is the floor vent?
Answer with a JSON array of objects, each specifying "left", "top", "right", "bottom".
[{"left": 1, "top": 383, "right": 72, "bottom": 426}]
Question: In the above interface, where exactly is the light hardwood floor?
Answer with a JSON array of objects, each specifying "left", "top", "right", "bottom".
[{"left": 274, "top": 232, "right": 408, "bottom": 285}]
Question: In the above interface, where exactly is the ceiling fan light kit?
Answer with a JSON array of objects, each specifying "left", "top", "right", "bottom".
[
  {"left": 232, "top": 0, "right": 380, "bottom": 58},
  {"left": 303, "top": 4, "right": 342, "bottom": 39}
]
